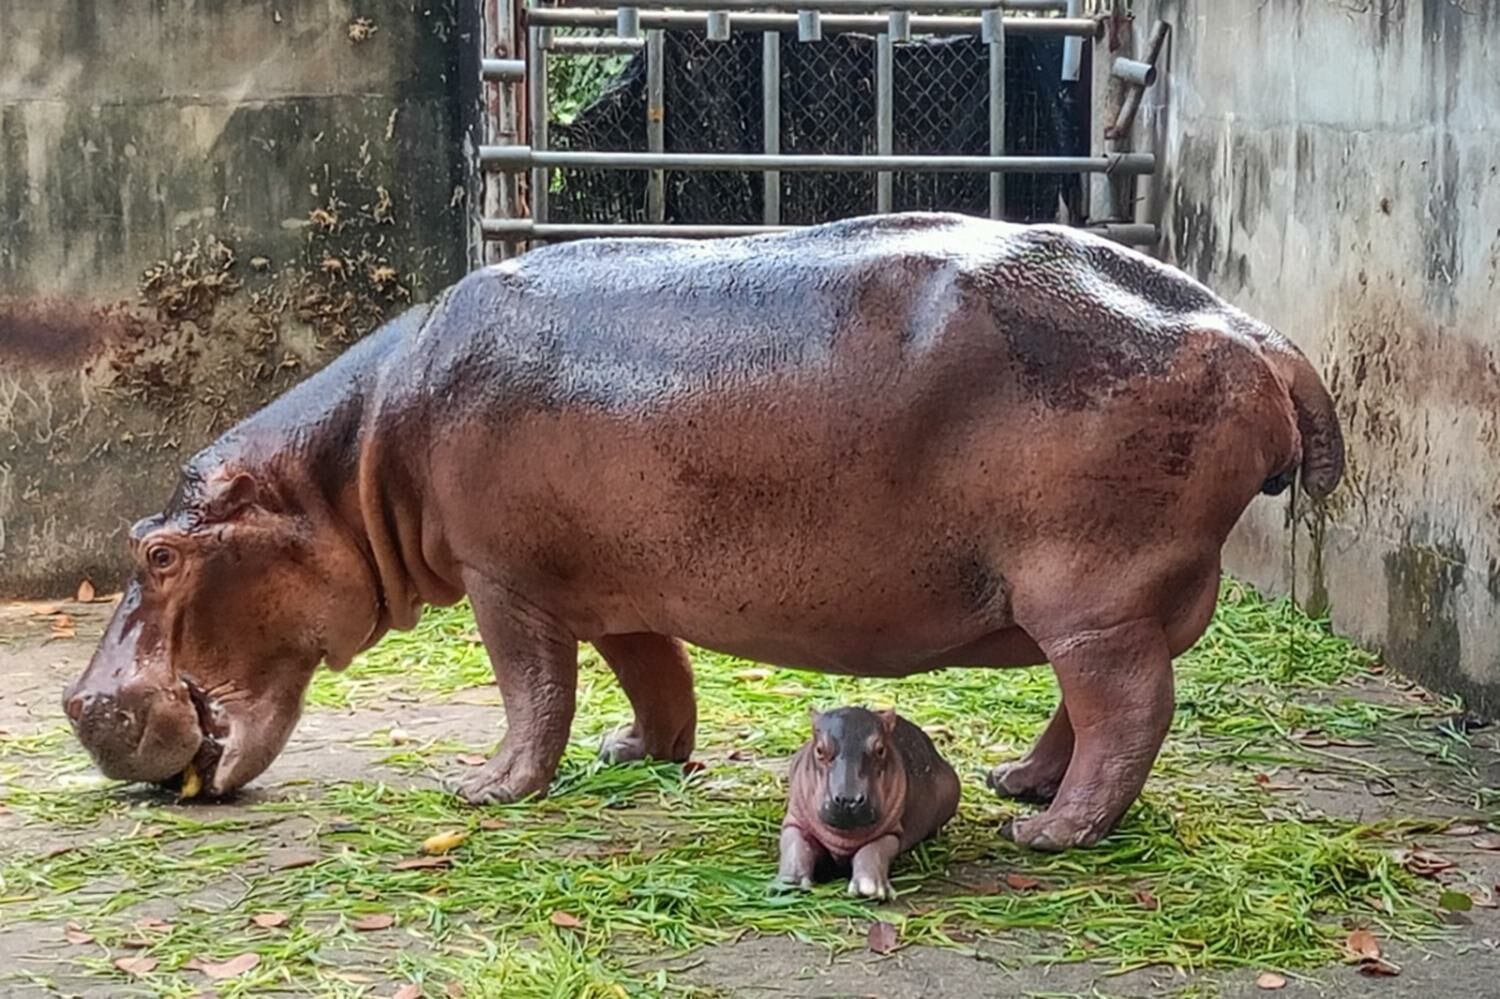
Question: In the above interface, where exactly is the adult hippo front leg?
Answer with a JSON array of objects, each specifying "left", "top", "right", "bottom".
[
  {"left": 595, "top": 633, "right": 697, "bottom": 765},
  {"left": 1002, "top": 620, "right": 1174, "bottom": 851},
  {"left": 988, "top": 701, "right": 1074, "bottom": 804},
  {"left": 458, "top": 575, "right": 579, "bottom": 805}
]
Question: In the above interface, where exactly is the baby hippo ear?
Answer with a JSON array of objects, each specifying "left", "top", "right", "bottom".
[
  {"left": 876, "top": 709, "right": 898, "bottom": 735},
  {"left": 808, "top": 706, "right": 822, "bottom": 727}
]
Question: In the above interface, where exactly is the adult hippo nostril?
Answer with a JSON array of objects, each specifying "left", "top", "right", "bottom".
[{"left": 65, "top": 682, "right": 204, "bottom": 785}]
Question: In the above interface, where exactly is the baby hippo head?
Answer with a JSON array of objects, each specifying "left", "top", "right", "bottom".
[{"left": 807, "top": 706, "right": 899, "bottom": 832}]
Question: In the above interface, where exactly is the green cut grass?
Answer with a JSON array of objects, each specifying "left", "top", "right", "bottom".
[{"left": 0, "top": 579, "right": 1479, "bottom": 997}]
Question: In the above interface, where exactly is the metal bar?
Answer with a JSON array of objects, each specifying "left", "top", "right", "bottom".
[
  {"left": 875, "top": 31, "right": 893, "bottom": 213},
  {"left": 482, "top": 58, "right": 526, "bottom": 82},
  {"left": 527, "top": 22, "right": 550, "bottom": 227},
  {"left": 1111, "top": 56, "right": 1155, "bottom": 87},
  {"left": 646, "top": 29, "right": 665, "bottom": 222},
  {"left": 482, "top": 0, "right": 521, "bottom": 262},
  {"left": 1107, "top": 20, "right": 1169, "bottom": 139},
  {"left": 986, "top": 11, "right": 1005, "bottom": 219},
  {"left": 617, "top": 5, "right": 641, "bottom": 35},
  {"left": 481, "top": 219, "right": 1161, "bottom": 244},
  {"left": 762, "top": 31, "right": 781, "bottom": 226},
  {"left": 545, "top": 35, "right": 645, "bottom": 53},
  {"left": 1060, "top": 0, "right": 1082, "bottom": 81},
  {"left": 481, "top": 146, "right": 1155, "bottom": 173},
  {"left": 525, "top": 9, "right": 1102, "bottom": 36},
  {"left": 554, "top": 0, "right": 1010, "bottom": 10}
]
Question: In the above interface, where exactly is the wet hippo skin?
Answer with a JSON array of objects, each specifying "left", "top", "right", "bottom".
[{"left": 63, "top": 212, "right": 1343, "bottom": 851}]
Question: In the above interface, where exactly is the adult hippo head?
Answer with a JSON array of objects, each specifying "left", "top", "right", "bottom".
[
  {"left": 64, "top": 214, "right": 1342, "bottom": 853},
  {"left": 63, "top": 460, "right": 386, "bottom": 795}
]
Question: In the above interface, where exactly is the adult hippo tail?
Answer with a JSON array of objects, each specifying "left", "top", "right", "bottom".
[{"left": 64, "top": 213, "right": 1343, "bottom": 851}]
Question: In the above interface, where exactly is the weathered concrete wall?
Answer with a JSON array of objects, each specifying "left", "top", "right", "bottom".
[
  {"left": 1132, "top": 0, "right": 1500, "bottom": 714},
  {"left": 0, "top": 0, "right": 480, "bottom": 597}
]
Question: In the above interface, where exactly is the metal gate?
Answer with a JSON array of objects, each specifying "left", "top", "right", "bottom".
[{"left": 478, "top": 0, "right": 1166, "bottom": 252}]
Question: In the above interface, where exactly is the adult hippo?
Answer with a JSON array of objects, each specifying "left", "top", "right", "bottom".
[{"left": 64, "top": 213, "right": 1342, "bottom": 851}]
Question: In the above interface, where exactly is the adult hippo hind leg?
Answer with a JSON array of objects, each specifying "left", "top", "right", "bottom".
[
  {"left": 1001, "top": 619, "right": 1174, "bottom": 852},
  {"left": 594, "top": 633, "right": 697, "bottom": 765},
  {"left": 457, "top": 575, "right": 580, "bottom": 805},
  {"left": 987, "top": 701, "right": 1074, "bottom": 804}
]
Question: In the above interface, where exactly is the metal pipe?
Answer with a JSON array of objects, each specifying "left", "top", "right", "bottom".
[
  {"left": 1107, "top": 20, "right": 1170, "bottom": 140},
  {"left": 616, "top": 5, "right": 641, "bottom": 35},
  {"left": 646, "top": 29, "right": 666, "bottom": 222},
  {"left": 482, "top": 58, "right": 527, "bottom": 82},
  {"left": 875, "top": 31, "right": 893, "bottom": 213},
  {"left": 762, "top": 31, "right": 781, "bottom": 226},
  {"left": 526, "top": 23, "right": 550, "bottom": 227},
  {"left": 1111, "top": 56, "right": 1156, "bottom": 87},
  {"left": 545, "top": 35, "right": 645, "bottom": 53},
  {"left": 887, "top": 10, "right": 911, "bottom": 41},
  {"left": 797, "top": 10, "right": 822, "bottom": 40},
  {"left": 525, "top": 8, "right": 1102, "bottom": 37},
  {"left": 481, "top": 146, "right": 1156, "bottom": 174},
  {"left": 1060, "top": 0, "right": 1081, "bottom": 81},
  {"left": 554, "top": 0, "right": 1003, "bottom": 10},
  {"left": 987, "top": 13, "right": 1005, "bottom": 220},
  {"left": 707, "top": 9, "right": 732, "bottom": 38},
  {"left": 481, "top": 218, "right": 1161, "bottom": 244}
]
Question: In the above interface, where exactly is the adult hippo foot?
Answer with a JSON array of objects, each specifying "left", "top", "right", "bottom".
[
  {"left": 454, "top": 746, "right": 553, "bottom": 805},
  {"left": 1000, "top": 811, "right": 1110, "bottom": 853},
  {"left": 986, "top": 760, "right": 1064, "bottom": 804},
  {"left": 597, "top": 721, "right": 694, "bottom": 765}
]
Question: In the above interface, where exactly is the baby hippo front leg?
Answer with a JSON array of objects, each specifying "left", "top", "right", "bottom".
[{"left": 777, "top": 706, "right": 960, "bottom": 902}]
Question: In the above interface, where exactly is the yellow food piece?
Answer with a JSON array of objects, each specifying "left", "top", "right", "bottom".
[
  {"left": 179, "top": 762, "right": 203, "bottom": 800},
  {"left": 420, "top": 830, "right": 469, "bottom": 855}
]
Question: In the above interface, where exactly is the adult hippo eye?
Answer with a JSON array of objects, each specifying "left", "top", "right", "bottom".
[{"left": 147, "top": 544, "right": 179, "bottom": 572}]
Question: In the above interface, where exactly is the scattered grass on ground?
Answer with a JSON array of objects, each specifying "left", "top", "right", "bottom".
[{"left": 0, "top": 580, "right": 1485, "bottom": 997}]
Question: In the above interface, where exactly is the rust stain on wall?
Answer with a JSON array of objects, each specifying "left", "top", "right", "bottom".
[{"left": 0, "top": 298, "right": 158, "bottom": 371}]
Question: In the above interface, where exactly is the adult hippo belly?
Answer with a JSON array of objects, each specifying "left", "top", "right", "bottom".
[{"left": 63, "top": 213, "right": 1343, "bottom": 851}]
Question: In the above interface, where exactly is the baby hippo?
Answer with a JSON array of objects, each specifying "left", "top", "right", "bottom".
[{"left": 776, "top": 706, "right": 960, "bottom": 900}]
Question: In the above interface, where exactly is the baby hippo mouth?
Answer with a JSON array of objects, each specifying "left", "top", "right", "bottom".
[{"left": 158, "top": 679, "right": 229, "bottom": 799}]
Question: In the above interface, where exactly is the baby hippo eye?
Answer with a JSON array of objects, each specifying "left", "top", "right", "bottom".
[{"left": 147, "top": 545, "right": 178, "bottom": 571}]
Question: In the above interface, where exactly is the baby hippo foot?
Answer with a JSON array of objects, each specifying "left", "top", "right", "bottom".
[
  {"left": 1001, "top": 808, "right": 1111, "bottom": 853},
  {"left": 847, "top": 871, "right": 896, "bottom": 902},
  {"left": 454, "top": 745, "right": 553, "bottom": 806},
  {"left": 987, "top": 758, "right": 1065, "bottom": 804},
  {"left": 768, "top": 873, "right": 814, "bottom": 894},
  {"left": 597, "top": 721, "right": 693, "bottom": 765}
]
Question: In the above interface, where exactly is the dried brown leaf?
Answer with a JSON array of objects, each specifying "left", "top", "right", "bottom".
[
  {"left": 1357, "top": 956, "right": 1401, "bottom": 977},
  {"left": 351, "top": 913, "right": 395, "bottom": 931},
  {"left": 113, "top": 956, "right": 158, "bottom": 976},
  {"left": 445, "top": 983, "right": 465, "bottom": 999},
  {"left": 393, "top": 855, "right": 453, "bottom": 871},
  {"left": 1255, "top": 972, "right": 1287, "bottom": 990},
  {"left": 1443, "top": 824, "right": 1481, "bottom": 836},
  {"left": 1346, "top": 928, "right": 1381, "bottom": 961},
  {"left": 548, "top": 910, "right": 583, "bottom": 929},
  {"left": 479, "top": 818, "right": 506, "bottom": 831},
  {"left": 63, "top": 923, "right": 94, "bottom": 945},
  {"left": 455, "top": 754, "right": 487, "bottom": 767},
  {"left": 191, "top": 953, "right": 260, "bottom": 980},
  {"left": 682, "top": 760, "right": 707, "bottom": 775},
  {"left": 393, "top": 986, "right": 423, "bottom": 999},
  {"left": 1473, "top": 835, "right": 1500, "bottom": 851},
  {"left": 76, "top": 580, "right": 96, "bottom": 603},
  {"left": 270, "top": 850, "right": 319, "bottom": 871},
  {"left": 866, "top": 920, "right": 900, "bottom": 955},
  {"left": 134, "top": 917, "right": 171, "bottom": 932},
  {"left": 251, "top": 911, "right": 288, "bottom": 928},
  {"left": 1134, "top": 887, "right": 1159, "bottom": 911},
  {"left": 1005, "top": 873, "right": 1042, "bottom": 891}
]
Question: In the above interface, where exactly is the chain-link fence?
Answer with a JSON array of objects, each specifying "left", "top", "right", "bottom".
[{"left": 548, "top": 26, "right": 1083, "bottom": 226}]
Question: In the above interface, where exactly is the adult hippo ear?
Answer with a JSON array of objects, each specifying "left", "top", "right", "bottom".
[{"left": 65, "top": 462, "right": 384, "bottom": 798}]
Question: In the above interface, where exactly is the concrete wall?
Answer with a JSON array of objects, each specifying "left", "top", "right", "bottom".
[
  {"left": 0, "top": 0, "right": 480, "bottom": 597},
  {"left": 1131, "top": 0, "right": 1500, "bottom": 714}
]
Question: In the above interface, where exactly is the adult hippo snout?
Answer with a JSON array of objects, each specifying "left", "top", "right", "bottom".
[{"left": 64, "top": 668, "right": 203, "bottom": 784}]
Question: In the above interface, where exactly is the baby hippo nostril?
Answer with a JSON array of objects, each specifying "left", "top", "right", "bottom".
[{"left": 834, "top": 793, "right": 868, "bottom": 809}]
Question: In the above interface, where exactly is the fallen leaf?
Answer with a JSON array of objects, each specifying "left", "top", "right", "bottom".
[
  {"left": 1443, "top": 824, "right": 1481, "bottom": 836},
  {"left": 1292, "top": 729, "right": 1331, "bottom": 748},
  {"left": 1255, "top": 972, "right": 1287, "bottom": 990},
  {"left": 445, "top": 983, "right": 465, "bottom": 998},
  {"left": 1439, "top": 889, "right": 1474, "bottom": 912},
  {"left": 138, "top": 825, "right": 165, "bottom": 839},
  {"left": 1357, "top": 956, "right": 1401, "bottom": 977},
  {"left": 1345, "top": 928, "right": 1381, "bottom": 961},
  {"left": 727, "top": 748, "right": 752, "bottom": 761},
  {"left": 1473, "top": 835, "right": 1500, "bottom": 851},
  {"left": 479, "top": 818, "right": 506, "bottom": 831},
  {"left": 270, "top": 850, "right": 319, "bottom": 871},
  {"left": 1134, "top": 887, "right": 1159, "bottom": 911},
  {"left": 867, "top": 920, "right": 900, "bottom": 955},
  {"left": 393, "top": 855, "right": 453, "bottom": 870},
  {"left": 1325, "top": 737, "right": 1375, "bottom": 748},
  {"left": 113, "top": 956, "right": 158, "bottom": 976},
  {"left": 1396, "top": 847, "right": 1456, "bottom": 877},
  {"left": 734, "top": 668, "right": 771, "bottom": 681},
  {"left": 76, "top": 580, "right": 96, "bottom": 603},
  {"left": 1253, "top": 773, "right": 1298, "bottom": 792},
  {"left": 50, "top": 613, "right": 75, "bottom": 632},
  {"left": 682, "top": 760, "right": 707, "bottom": 775},
  {"left": 421, "top": 830, "right": 469, "bottom": 855},
  {"left": 191, "top": 953, "right": 260, "bottom": 980},
  {"left": 63, "top": 923, "right": 94, "bottom": 945},
  {"left": 134, "top": 917, "right": 172, "bottom": 932},
  {"left": 394, "top": 986, "right": 423, "bottom": 999},
  {"left": 548, "top": 910, "right": 583, "bottom": 929},
  {"left": 455, "top": 754, "right": 487, "bottom": 767},
  {"left": 351, "top": 913, "right": 395, "bottom": 931},
  {"left": 251, "top": 911, "right": 288, "bottom": 928},
  {"left": 1005, "top": 873, "right": 1042, "bottom": 891}
]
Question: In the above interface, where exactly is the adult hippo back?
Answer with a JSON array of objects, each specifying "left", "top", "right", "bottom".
[{"left": 64, "top": 212, "right": 1342, "bottom": 851}]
